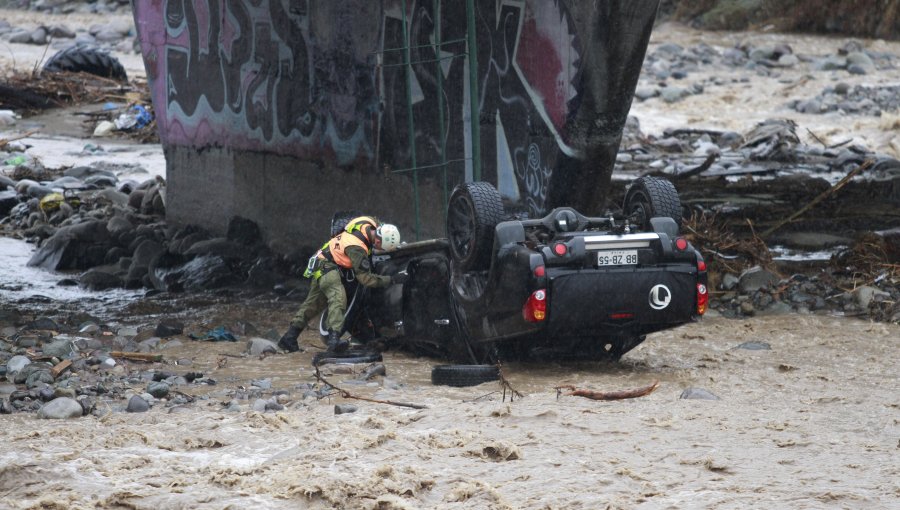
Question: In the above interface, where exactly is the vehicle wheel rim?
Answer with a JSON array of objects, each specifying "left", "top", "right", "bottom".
[
  {"left": 448, "top": 195, "right": 475, "bottom": 260},
  {"left": 628, "top": 192, "right": 652, "bottom": 230}
]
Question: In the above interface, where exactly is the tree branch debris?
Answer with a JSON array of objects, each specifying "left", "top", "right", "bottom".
[
  {"left": 109, "top": 351, "right": 163, "bottom": 363},
  {"left": 761, "top": 159, "right": 873, "bottom": 238},
  {"left": 555, "top": 380, "right": 660, "bottom": 401},
  {"left": 498, "top": 362, "right": 523, "bottom": 403},
  {"left": 314, "top": 366, "right": 427, "bottom": 409}
]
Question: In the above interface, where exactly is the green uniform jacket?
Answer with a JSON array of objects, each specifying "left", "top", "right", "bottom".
[{"left": 326, "top": 245, "right": 392, "bottom": 288}]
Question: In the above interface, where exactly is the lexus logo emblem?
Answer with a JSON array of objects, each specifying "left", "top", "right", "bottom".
[{"left": 649, "top": 284, "right": 671, "bottom": 310}]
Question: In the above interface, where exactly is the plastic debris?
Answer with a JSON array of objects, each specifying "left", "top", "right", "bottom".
[
  {"left": 93, "top": 121, "right": 115, "bottom": 137},
  {"left": 82, "top": 143, "right": 105, "bottom": 153},
  {"left": 114, "top": 105, "right": 153, "bottom": 131},
  {"left": 132, "top": 105, "right": 152, "bottom": 128},
  {"left": 39, "top": 190, "right": 81, "bottom": 213},
  {"left": 3, "top": 155, "right": 26, "bottom": 166},
  {"left": 189, "top": 326, "right": 238, "bottom": 342},
  {"left": 0, "top": 110, "right": 17, "bottom": 126}
]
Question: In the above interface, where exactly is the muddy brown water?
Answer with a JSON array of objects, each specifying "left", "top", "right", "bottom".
[{"left": 1, "top": 309, "right": 897, "bottom": 509}]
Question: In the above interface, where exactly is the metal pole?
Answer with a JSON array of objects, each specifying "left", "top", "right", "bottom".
[
  {"left": 465, "top": 0, "right": 481, "bottom": 182},
  {"left": 402, "top": 0, "right": 420, "bottom": 239},
  {"left": 434, "top": 0, "right": 447, "bottom": 216}
]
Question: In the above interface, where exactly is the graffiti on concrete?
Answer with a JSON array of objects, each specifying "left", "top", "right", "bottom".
[
  {"left": 137, "top": 0, "right": 628, "bottom": 216},
  {"left": 522, "top": 143, "right": 553, "bottom": 214},
  {"left": 154, "top": 0, "right": 380, "bottom": 166},
  {"left": 485, "top": 0, "right": 581, "bottom": 215},
  {"left": 378, "top": 0, "right": 582, "bottom": 216}
]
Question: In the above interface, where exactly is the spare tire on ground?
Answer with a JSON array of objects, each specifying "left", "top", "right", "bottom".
[
  {"left": 431, "top": 364, "right": 500, "bottom": 387},
  {"left": 43, "top": 45, "right": 128, "bottom": 82},
  {"left": 312, "top": 349, "right": 382, "bottom": 367}
]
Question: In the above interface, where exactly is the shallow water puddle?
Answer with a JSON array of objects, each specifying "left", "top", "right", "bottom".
[{"left": 0, "top": 236, "right": 140, "bottom": 305}]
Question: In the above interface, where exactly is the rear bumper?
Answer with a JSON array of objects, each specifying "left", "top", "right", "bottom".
[{"left": 545, "top": 265, "right": 700, "bottom": 336}]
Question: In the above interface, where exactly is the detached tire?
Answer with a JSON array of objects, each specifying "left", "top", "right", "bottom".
[
  {"left": 447, "top": 182, "right": 503, "bottom": 271},
  {"left": 431, "top": 364, "right": 500, "bottom": 387},
  {"left": 312, "top": 350, "right": 382, "bottom": 366},
  {"left": 624, "top": 176, "right": 682, "bottom": 231},
  {"left": 43, "top": 45, "right": 128, "bottom": 82}
]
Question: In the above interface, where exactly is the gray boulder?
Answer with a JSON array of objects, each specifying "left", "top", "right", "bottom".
[
  {"left": 6, "top": 355, "right": 31, "bottom": 377},
  {"left": 227, "top": 216, "right": 262, "bottom": 246},
  {"left": 126, "top": 395, "right": 150, "bottom": 413},
  {"left": 846, "top": 51, "right": 875, "bottom": 73},
  {"left": 184, "top": 238, "right": 247, "bottom": 259},
  {"left": 738, "top": 266, "right": 780, "bottom": 293},
  {"left": 47, "top": 25, "right": 76, "bottom": 38},
  {"left": 661, "top": 86, "right": 689, "bottom": 103},
  {"left": 0, "top": 190, "right": 19, "bottom": 216},
  {"left": 247, "top": 337, "right": 278, "bottom": 356},
  {"left": 106, "top": 216, "right": 134, "bottom": 237},
  {"left": 38, "top": 397, "right": 84, "bottom": 419},
  {"left": 79, "top": 268, "right": 123, "bottom": 290},
  {"left": 131, "top": 239, "right": 165, "bottom": 270},
  {"left": 26, "top": 370, "right": 54, "bottom": 389},
  {"left": 95, "top": 188, "right": 129, "bottom": 206},
  {"left": 28, "top": 220, "right": 111, "bottom": 270},
  {"left": 146, "top": 381, "right": 170, "bottom": 398},
  {"left": 140, "top": 184, "right": 166, "bottom": 215},
  {"left": 154, "top": 319, "right": 183, "bottom": 337},
  {"left": 42, "top": 337, "right": 77, "bottom": 358},
  {"left": 14, "top": 363, "right": 53, "bottom": 384},
  {"left": 150, "top": 254, "right": 239, "bottom": 292}
]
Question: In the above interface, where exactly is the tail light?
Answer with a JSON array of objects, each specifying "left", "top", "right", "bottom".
[
  {"left": 697, "top": 259, "right": 707, "bottom": 272},
  {"left": 533, "top": 265, "right": 545, "bottom": 277},
  {"left": 523, "top": 289, "right": 547, "bottom": 322},
  {"left": 697, "top": 283, "right": 708, "bottom": 315},
  {"left": 552, "top": 242, "right": 567, "bottom": 256},
  {"left": 675, "top": 237, "right": 688, "bottom": 251}
]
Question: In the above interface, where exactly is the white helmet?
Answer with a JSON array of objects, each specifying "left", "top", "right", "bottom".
[{"left": 376, "top": 223, "right": 401, "bottom": 251}]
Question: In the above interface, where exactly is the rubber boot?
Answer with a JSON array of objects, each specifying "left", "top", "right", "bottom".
[
  {"left": 278, "top": 325, "right": 303, "bottom": 353},
  {"left": 326, "top": 330, "right": 349, "bottom": 353}
]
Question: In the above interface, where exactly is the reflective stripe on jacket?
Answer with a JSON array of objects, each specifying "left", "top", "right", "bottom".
[{"left": 344, "top": 216, "right": 379, "bottom": 243}]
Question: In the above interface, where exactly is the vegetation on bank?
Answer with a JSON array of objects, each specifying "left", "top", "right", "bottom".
[{"left": 660, "top": 0, "right": 900, "bottom": 41}]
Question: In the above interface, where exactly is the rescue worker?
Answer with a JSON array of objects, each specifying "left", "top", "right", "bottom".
[{"left": 278, "top": 216, "right": 407, "bottom": 353}]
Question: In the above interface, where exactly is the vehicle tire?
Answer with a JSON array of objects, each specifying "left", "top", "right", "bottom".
[
  {"left": 43, "top": 45, "right": 128, "bottom": 82},
  {"left": 447, "top": 182, "right": 503, "bottom": 271},
  {"left": 431, "top": 364, "right": 500, "bottom": 387},
  {"left": 623, "top": 176, "right": 682, "bottom": 231},
  {"left": 331, "top": 209, "right": 364, "bottom": 237},
  {"left": 312, "top": 350, "right": 382, "bottom": 366}
]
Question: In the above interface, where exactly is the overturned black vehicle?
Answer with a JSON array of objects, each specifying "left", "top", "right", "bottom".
[{"left": 326, "top": 176, "right": 708, "bottom": 365}]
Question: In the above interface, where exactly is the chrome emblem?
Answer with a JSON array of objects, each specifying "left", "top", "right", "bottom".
[{"left": 649, "top": 284, "right": 671, "bottom": 310}]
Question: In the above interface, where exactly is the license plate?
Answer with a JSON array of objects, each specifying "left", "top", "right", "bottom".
[{"left": 597, "top": 249, "right": 638, "bottom": 266}]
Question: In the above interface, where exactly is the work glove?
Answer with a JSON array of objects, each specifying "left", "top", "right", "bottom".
[{"left": 391, "top": 270, "right": 409, "bottom": 285}]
